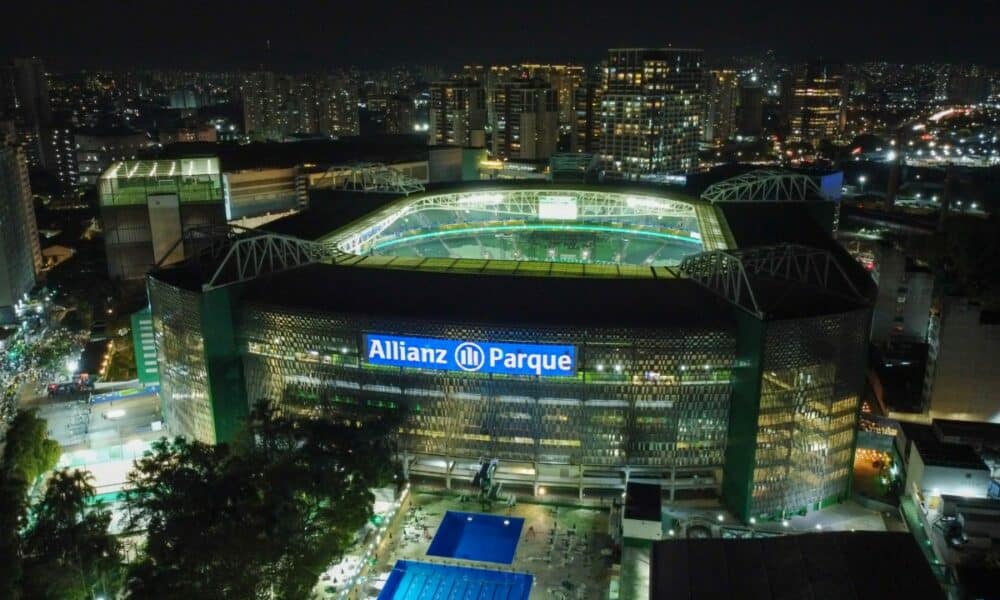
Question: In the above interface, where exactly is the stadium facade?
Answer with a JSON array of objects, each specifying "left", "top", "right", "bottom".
[{"left": 146, "top": 182, "right": 873, "bottom": 522}]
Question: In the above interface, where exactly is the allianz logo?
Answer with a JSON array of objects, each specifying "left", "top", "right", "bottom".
[{"left": 367, "top": 338, "right": 573, "bottom": 375}]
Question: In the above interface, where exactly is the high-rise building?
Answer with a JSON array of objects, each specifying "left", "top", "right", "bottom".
[
  {"left": 0, "top": 58, "right": 53, "bottom": 170},
  {"left": 429, "top": 80, "right": 486, "bottom": 147},
  {"left": 41, "top": 126, "right": 78, "bottom": 198},
  {"left": 241, "top": 72, "right": 358, "bottom": 141},
  {"left": 737, "top": 85, "right": 765, "bottom": 137},
  {"left": 491, "top": 79, "right": 559, "bottom": 160},
  {"left": 517, "top": 64, "right": 585, "bottom": 131},
  {"left": 75, "top": 127, "right": 151, "bottom": 189},
  {"left": 702, "top": 70, "right": 738, "bottom": 143},
  {"left": 386, "top": 95, "right": 416, "bottom": 134},
  {"left": 0, "top": 143, "right": 41, "bottom": 321},
  {"left": 573, "top": 79, "right": 604, "bottom": 153},
  {"left": 600, "top": 48, "right": 703, "bottom": 177},
  {"left": 366, "top": 95, "right": 416, "bottom": 135},
  {"left": 788, "top": 62, "right": 845, "bottom": 146}
]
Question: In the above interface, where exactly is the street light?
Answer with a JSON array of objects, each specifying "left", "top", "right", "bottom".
[{"left": 858, "top": 175, "right": 867, "bottom": 194}]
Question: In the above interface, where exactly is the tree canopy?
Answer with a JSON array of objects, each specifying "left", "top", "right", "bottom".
[
  {"left": 20, "top": 469, "right": 122, "bottom": 600},
  {"left": 0, "top": 410, "right": 119, "bottom": 599},
  {"left": 123, "top": 401, "right": 401, "bottom": 599}
]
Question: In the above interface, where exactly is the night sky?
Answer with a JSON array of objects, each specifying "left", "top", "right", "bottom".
[{"left": 4, "top": 0, "right": 999, "bottom": 69}]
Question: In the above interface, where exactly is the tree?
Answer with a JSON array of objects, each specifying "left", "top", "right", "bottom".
[
  {"left": 123, "top": 402, "right": 402, "bottom": 599},
  {"left": 122, "top": 437, "right": 265, "bottom": 599},
  {"left": 3, "top": 409, "right": 61, "bottom": 486},
  {"left": 20, "top": 469, "right": 123, "bottom": 599},
  {"left": 0, "top": 409, "right": 63, "bottom": 599}
]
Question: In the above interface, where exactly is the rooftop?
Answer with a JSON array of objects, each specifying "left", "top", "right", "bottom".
[
  {"left": 151, "top": 135, "right": 431, "bottom": 172},
  {"left": 650, "top": 532, "right": 945, "bottom": 600},
  {"left": 624, "top": 482, "right": 662, "bottom": 522},
  {"left": 899, "top": 422, "right": 990, "bottom": 470},
  {"left": 238, "top": 262, "right": 733, "bottom": 330}
]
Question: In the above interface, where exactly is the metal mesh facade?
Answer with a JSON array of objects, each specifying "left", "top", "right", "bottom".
[
  {"left": 749, "top": 309, "right": 869, "bottom": 516},
  {"left": 147, "top": 277, "right": 217, "bottom": 444},
  {"left": 239, "top": 305, "right": 735, "bottom": 480}
]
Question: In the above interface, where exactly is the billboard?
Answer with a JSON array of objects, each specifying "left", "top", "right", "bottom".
[{"left": 364, "top": 333, "right": 576, "bottom": 377}]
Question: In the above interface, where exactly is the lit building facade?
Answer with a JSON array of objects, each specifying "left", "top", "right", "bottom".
[
  {"left": 702, "top": 70, "right": 738, "bottom": 143},
  {"left": 600, "top": 48, "right": 703, "bottom": 177},
  {"left": 0, "top": 143, "right": 41, "bottom": 321},
  {"left": 573, "top": 80, "right": 604, "bottom": 153},
  {"left": 75, "top": 128, "right": 151, "bottom": 190},
  {"left": 147, "top": 184, "right": 872, "bottom": 521},
  {"left": 788, "top": 62, "right": 845, "bottom": 146},
  {"left": 241, "top": 71, "right": 358, "bottom": 142},
  {"left": 429, "top": 80, "right": 486, "bottom": 147},
  {"left": 491, "top": 80, "right": 559, "bottom": 160}
]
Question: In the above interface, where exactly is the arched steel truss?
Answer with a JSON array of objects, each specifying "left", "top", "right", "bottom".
[
  {"left": 700, "top": 170, "right": 825, "bottom": 203},
  {"left": 157, "top": 225, "right": 336, "bottom": 290},
  {"left": 679, "top": 244, "right": 866, "bottom": 318}
]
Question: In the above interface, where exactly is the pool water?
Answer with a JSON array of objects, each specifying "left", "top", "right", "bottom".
[
  {"left": 378, "top": 560, "right": 532, "bottom": 600},
  {"left": 426, "top": 511, "right": 524, "bottom": 564}
]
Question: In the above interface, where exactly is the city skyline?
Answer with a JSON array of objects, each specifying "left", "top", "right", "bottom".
[{"left": 2, "top": 0, "right": 999, "bottom": 70}]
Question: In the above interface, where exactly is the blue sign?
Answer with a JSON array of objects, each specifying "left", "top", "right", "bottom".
[{"left": 364, "top": 334, "right": 576, "bottom": 377}]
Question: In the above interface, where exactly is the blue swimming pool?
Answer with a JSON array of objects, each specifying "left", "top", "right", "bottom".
[
  {"left": 378, "top": 560, "right": 532, "bottom": 600},
  {"left": 426, "top": 511, "right": 524, "bottom": 564}
]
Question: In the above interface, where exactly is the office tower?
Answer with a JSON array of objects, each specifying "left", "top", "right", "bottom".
[
  {"left": 788, "top": 61, "right": 845, "bottom": 146},
  {"left": 702, "top": 70, "right": 738, "bottom": 143},
  {"left": 573, "top": 79, "right": 604, "bottom": 153},
  {"left": 737, "top": 85, "right": 765, "bottom": 136},
  {"left": 492, "top": 80, "right": 559, "bottom": 160},
  {"left": 429, "top": 80, "right": 486, "bottom": 147},
  {"left": 600, "top": 48, "right": 703, "bottom": 177},
  {"left": 0, "top": 143, "right": 41, "bottom": 321}
]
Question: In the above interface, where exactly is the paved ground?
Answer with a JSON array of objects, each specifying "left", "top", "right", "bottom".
[{"left": 315, "top": 493, "right": 614, "bottom": 600}]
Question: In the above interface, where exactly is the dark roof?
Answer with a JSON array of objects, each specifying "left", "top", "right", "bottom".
[
  {"left": 262, "top": 189, "right": 402, "bottom": 241},
  {"left": 650, "top": 532, "right": 945, "bottom": 600},
  {"left": 899, "top": 422, "right": 989, "bottom": 470},
  {"left": 241, "top": 263, "right": 734, "bottom": 330},
  {"left": 149, "top": 135, "right": 431, "bottom": 172},
  {"left": 933, "top": 419, "right": 1000, "bottom": 448},
  {"left": 624, "top": 482, "right": 661, "bottom": 522}
]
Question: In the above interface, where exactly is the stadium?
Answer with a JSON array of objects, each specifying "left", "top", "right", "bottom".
[{"left": 147, "top": 179, "right": 874, "bottom": 522}]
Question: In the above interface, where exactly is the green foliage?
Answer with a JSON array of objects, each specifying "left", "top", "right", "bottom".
[
  {"left": 124, "top": 402, "right": 401, "bottom": 599},
  {"left": 2, "top": 409, "right": 61, "bottom": 486},
  {"left": 20, "top": 469, "right": 123, "bottom": 600},
  {"left": 0, "top": 411, "right": 118, "bottom": 599}
]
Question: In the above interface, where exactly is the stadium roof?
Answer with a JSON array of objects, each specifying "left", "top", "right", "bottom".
[
  {"left": 238, "top": 262, "right": 735, "bottom": 329},
  {"left": 152, "top": 182, "right": 872, "bottom": 322},
  {"left": 650, "top": 532, "right": 945, "bottom": 600}
]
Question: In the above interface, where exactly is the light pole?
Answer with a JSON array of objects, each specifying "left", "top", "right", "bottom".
[{"left": 858, "top": 175, "right": 867, "bottom": 194}]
